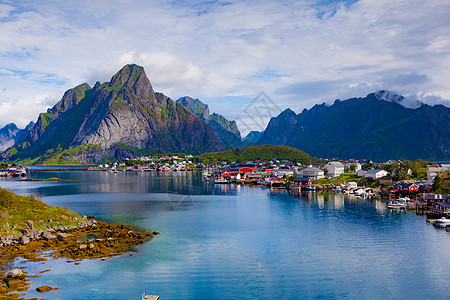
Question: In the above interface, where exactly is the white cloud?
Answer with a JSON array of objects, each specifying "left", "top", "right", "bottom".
[{"left": 0, "top": 0, "right": 449, "bottom": 130}]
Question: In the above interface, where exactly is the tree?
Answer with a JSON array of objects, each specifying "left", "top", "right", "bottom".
[
  {"left": 432, "top": 175, "right": 444, "bottom": 193},
  {"left": 393, "top": 164, "right": 409, "bottom": 181},
  {"left": 349, "top": 164, "right": 357, "bottom": 173}
]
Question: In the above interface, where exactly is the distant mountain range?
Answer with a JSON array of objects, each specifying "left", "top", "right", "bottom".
[
  {"left": 1, "top": 64, "right": 226, "bottom": 163},
  {"left": 258, "top": 90, "right": 450, "bottom": 161},
  {"left": 176, "top": 96, "right": 242, "bottom": 148},
  {"left": 0, "top": 67, "right": 448, "bottom": 164},
  {"left": 0, "top": 122, "right": 34, "bottom": 153}
]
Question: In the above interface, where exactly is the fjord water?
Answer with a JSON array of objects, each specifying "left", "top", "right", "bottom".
[{"left": 1, "top": 171, "right": 450, "bottom": 299}]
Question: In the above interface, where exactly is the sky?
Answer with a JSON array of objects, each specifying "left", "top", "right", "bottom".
[{"left": 0, "top": 0, "right": 449, "bottom": 135}]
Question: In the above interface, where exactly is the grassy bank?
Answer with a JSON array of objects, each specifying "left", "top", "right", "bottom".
[{"left": 0, "top": 188, "right": 80, "bottom": 237}]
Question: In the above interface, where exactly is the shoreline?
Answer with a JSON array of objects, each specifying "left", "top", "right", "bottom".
[{"left": 0, "top": 216, "right": 158, "bottom": 299}]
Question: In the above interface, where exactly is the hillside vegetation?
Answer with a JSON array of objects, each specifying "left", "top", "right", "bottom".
[
  {"left": 0, "top": 188, "right": 80, "bottom": 237},
  {"left": 196, "top": 144, "right": 321, "bottom": 164}
]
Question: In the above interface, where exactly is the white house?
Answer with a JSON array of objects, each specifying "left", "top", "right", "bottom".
[
  {"left": 357, "top": 169, "right": 367, "bottom": 177},
  {"left": 324, "top": 162, "right": 345, "bottom": 177},
  {"left": 299, "top": 165, "right": 325, "bottom": 179},
  {"left": 427, "top": 164, "right": 450, "bottom": 185},
  {"left": 346, "top": 162, "right": 362, "bottom": 173},
  {"left": 364, "top": 169, "right": 389, "bottom": 180},
  {"left": 343, "top": 182, "right": 358, "bottom": 189}
]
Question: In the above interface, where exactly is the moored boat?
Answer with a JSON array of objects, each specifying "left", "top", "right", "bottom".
[
  {"left": 436, "top": 217, "right": 450, "bottom": 224},
  {"left": 214, "top": 178, "right": 230, "bottom": 184},
  {"left": 387, "top": 200, "right": 407, "bottom": 209}
]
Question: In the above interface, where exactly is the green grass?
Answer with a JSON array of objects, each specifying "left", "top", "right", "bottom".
[
  {"left": 313, "top": 173, "right": 363, "bottom": 185},
  {"left": 0, "top": 188, "right": 81, "bottom": 237},
  {"left": 196, "top": 144, "right": 322, "bottom": 164}
]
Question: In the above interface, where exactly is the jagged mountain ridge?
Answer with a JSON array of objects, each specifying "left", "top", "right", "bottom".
[
  {"left": 3, "top": 64, "right": 227, "bottom": 163},
  {"left": 258, "top": 92, "right": 450, "bottom": 161},
  {"left": 241, "top": 131, "right": 263, "bottom": 146},
  {"left": 0, "top": 122, "right": 34, "bottom": 152},
  {"left": 176, "top": 96, "right": 242, "bottom": 148}
]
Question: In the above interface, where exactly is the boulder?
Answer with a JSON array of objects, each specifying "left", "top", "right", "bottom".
[
  {"left": 19, "top": 235, "right": 30, "bottom": 245},
  {"left": 57, "top": 233, "right": 74, "bottom": 241},
  {"left": 36, "top": 285, "right": 59, "bottom": 293},
  {"left": 25, "top": 220, "right": 34, "bottom": 230},
  {"left": 4, "top": 269, "right": 25, "bottom": 280}
]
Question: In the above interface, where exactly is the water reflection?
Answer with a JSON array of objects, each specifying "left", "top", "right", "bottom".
[{"left": 1, "top": 172, "right": 450, "bottom": 299}]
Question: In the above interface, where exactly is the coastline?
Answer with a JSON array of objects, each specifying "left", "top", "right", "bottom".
[{"left": 0, "top": 189, "right": 158, "bottom": 299}]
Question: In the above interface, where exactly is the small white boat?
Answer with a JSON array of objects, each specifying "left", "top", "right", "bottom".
[
  {"left": 142, "top": 293, "right": 159, "bottom": 300},
  {"left": 436, "top": 217, "right": 450, "bottom": 224},
  {"left": 387, "top": 201, "right": 407, "bottom": 209},
  {"left": 214, "top": 178, "right": 230, "bottom": 184},
  {"left": 331, "top": 187, "right": 342, "bottom": 194}
]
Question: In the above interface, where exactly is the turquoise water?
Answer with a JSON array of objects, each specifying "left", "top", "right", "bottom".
[{"left": 1, "top": 171, "right": 450, "bottom": 299}]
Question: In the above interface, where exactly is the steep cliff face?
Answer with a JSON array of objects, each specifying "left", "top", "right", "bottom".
[
  {"left": 176, "top": 96, "right": 242, "bottom": 148},
  {"left": 177, "top": 96, "right": 209, "bottom": 120},
  {"left": 4, "top": 64, "right": 226, "bottom": 163},
  {"left": 258, "top": 92, "right": 450, "bottom": 161}
]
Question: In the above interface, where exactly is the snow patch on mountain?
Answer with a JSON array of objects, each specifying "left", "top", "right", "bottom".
[{"left": 374, "top": 90, "right": 422, "bottom": 109}]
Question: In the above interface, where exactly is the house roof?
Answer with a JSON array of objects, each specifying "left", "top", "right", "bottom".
[
  {"left": 394, "top": 181, "right": 418, "bottom": 188},
  {"left": 294, "top": 178, "right": 311, "bottom": 182},
  {"left": 435, "top": 202, "right": 450, "bottom": 208},
  {"left": 365, "top": 169, "right": 386, "bottom": 174},
  {"left": 301, "top": 167, "right": 323, "bottom": 173},
  {"left": 326, "top": 162, "right": 344, "bottom": 167}
]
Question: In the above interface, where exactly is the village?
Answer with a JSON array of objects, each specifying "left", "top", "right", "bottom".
[
  {"left": 100, "top": 155, "right": 450, "bottom": 220},
  {"left": 2, "top": 156, "right": 450, "bottom": 224}
]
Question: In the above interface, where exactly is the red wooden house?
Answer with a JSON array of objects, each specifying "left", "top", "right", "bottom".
[
  {"left": 393, "top": 181, "right": 419, "bottom": 193},
  {"left": 430, "top": 202, "right": 450, "bottom": 214},
  {"left": 293, "top": 177, "right": 312, "bottom": 187}
]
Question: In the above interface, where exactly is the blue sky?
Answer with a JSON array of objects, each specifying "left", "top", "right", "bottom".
[{"left": 0, "top": 0, "right": 449, "bottom": 134}]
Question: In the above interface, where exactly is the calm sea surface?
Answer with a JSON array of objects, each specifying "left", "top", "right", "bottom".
[{"left": 1, "top": 171, "right": 450, "bottom": 299}]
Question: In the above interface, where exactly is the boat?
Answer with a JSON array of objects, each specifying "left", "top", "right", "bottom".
[
  {"left": 305, "top": 186, "right": 316, "bottom": 191},
  {"left": 387, "top": 200, "right": 407, "bottom": 209},
  {"left": 214, "top": 178, "right": 230, "bottom": 184},
  {"left": 142, "top": 293, "right": 159, "bottom": 300},
  {"left": 436, "top": 217, "right": 450, "bottom": 224},
  {"left": 331, "top": 187, "right": 342, "bottom": 194}
]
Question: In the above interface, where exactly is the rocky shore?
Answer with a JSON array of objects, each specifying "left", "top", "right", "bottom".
[{"left": 0, "top": 216, "right": 158, "bottom": 299}]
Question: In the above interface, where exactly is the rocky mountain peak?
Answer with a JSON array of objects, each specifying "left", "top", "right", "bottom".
[
  {"left": 374, "top": 90, "right": 422, "bottom": 109},
  {"left": 109, "top": 64, "right": 154, "bottom": 98},
  {"left": 176, "top": 96, "right": 209, "bottom": 120}
]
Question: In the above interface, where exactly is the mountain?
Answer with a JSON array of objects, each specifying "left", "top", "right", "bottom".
[
  {"left": 241, "top": 131, "right": 263, "bottom": 146},
  {"left": 2, "top": 64, "right": 227, "bottom": 164},
  {"left": 0, "top": 122, "right": 34, "bottom": 152},
  {"left": 176, "top": 96, "right": 242, "bottom": 148},
  {"left": 196, "top": 144, "right": 321, "bottom": 164},
  {"left": 258, "top": 91, "right": 450, "bottom": 161}
]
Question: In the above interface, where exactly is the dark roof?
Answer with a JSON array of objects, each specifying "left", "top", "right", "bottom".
[
  {"left": 435, "top": 202, "right": 450, "bottom": 208},
  {"left": 294, "top": 178, "right": 311, "bottom": 182}
]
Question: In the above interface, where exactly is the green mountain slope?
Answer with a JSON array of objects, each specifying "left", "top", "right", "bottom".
[{"left": 196, "top": 144, "right": 321, "bottom": 164}]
